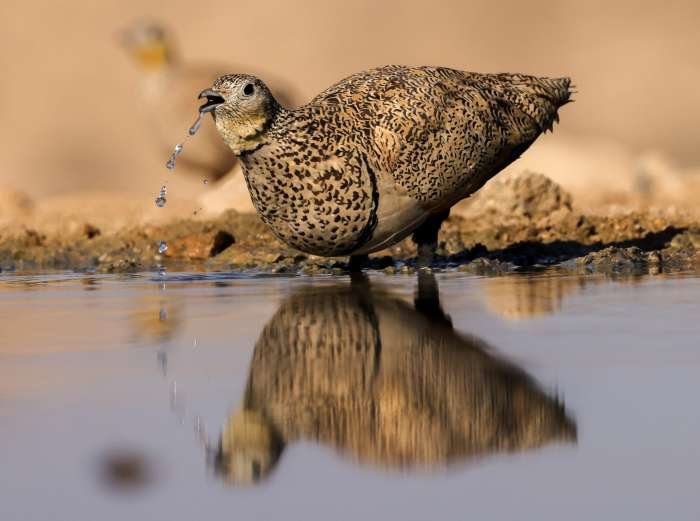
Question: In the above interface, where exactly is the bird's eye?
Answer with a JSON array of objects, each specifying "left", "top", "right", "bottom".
[{"left": 243, "top": 83, "right": 255, "bottom": 96}]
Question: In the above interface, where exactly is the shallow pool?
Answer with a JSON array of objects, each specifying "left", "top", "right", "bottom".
[{"left": 1, "top": 270, "right": 699, "bottom": 520}]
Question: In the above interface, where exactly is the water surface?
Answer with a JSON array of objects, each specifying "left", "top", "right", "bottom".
[{"left": 1, "top": 270, "right": 699, "bottom": 520}]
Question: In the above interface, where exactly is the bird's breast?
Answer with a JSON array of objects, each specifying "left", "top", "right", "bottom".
[{"left": 241, "top": 149, "right": 379, "bottom": 256}]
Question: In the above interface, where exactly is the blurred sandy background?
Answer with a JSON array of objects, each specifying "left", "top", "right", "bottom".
[{"left": 1, "top": 0, "right": 699, "bottom": 221}]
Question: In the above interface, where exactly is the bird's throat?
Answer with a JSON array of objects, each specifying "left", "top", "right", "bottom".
[{"left": 216, "top": 114, "right": 270, "bottom": 156}]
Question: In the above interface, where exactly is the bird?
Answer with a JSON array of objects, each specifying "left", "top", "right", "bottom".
[
  {"left": 213, "top": 274, "right": 576, "bottom": 483},
  {"left": 120, "top": 20, "right": 299, "bottom": 183},
  {"left": 199, "top": 65, "right": 572, "bottom": 267}
]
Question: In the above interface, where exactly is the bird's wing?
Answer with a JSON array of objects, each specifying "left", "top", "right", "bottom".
[{"left": 367, "top": 67, "right": 568, "bottom": 208}]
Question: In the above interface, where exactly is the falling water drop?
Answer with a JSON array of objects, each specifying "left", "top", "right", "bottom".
[
  {"left": 194, "top": 415, "right": 207, "bottom": 445},
  {"left": 170, "top": 381, "right": 178, "bottom": 409},
  {"left": 154, "top": 106, "right": 210, "bottom": 276},
  {"left": 166, "top": 143, "right": 184, "bottom": 171},
  {"left": 202, "top": 178, "right": 208, "bottom": 185},
  {"left": 154, "top": 185, "right": 168, "bottom": 208},
  {"left": 188, "top": 113, "right": 204, "bottom": 136},
  {"left": 157, "top": 351, "right": 167, "bottom": 376}
]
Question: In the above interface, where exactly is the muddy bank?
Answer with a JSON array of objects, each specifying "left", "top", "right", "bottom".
[{"left": 1, "top": 172, "right": 698, "bottom": 276}]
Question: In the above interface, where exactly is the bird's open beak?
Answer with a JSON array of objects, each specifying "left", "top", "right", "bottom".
[{"left": 198, "top": 89, "right": 225, "bottom": 113}]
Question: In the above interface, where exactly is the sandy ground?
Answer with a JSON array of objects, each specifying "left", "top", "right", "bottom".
[{"left": 1, "top": 171, "right": 698, "bottom": 276}]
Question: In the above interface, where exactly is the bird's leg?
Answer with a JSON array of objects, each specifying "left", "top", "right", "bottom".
[
  {"left": 414, "top": 270, "right": 452, "bottom": 326},
  {"left": 411, "top": 210, "right": 450, "bottom": 269},
  {"left": 349, "top": 270, "right": 371, "bottom": 287},
  {"left": 349, "top": 268, "right": 372, "bottom": 302},
  {"left": 348, "top": 254, "right": 369, "bottom": 273}
]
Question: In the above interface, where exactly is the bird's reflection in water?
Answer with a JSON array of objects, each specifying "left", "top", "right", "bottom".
[{"left": 213, "top": 273, "right": 576, "bottom": 484}]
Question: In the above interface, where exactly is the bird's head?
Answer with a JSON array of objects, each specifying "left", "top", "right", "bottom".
[
  {"left": 199, "top": 74, "right": 279, "bottom": 155},
  {"left": 120, "top": 20, "right": 173, "bottom": 71},
  {"left": 212, "top": 409, "right": 283, "bottom": 485}
]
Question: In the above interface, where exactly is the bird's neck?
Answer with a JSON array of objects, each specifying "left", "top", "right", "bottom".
[{"left": 217, "top": 105, "right": 287, "bottom": 156}]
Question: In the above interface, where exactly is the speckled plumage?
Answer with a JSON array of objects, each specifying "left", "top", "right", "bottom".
[{"left": 206, "top": 65, "right": 572, "bottom": 257}]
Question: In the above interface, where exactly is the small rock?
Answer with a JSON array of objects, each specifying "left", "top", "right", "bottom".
[
  {"left": 647, "top": 251, "right": 662, "bottom": 265},
  {"left": 24, "top": 229, "right": 45, "bottom": 247},
  {"left": 669, "top": 229, "right": 700, "bottom": 251},
  {"left": 84, "top": 223, "right": 101, "bottom": 240},
  {"left": 455, "top": 171, "right": 574, "bottom": 225},
  {"left": 459, "top": 257, "right": 513, "bottom": 275},
  {"left": 577, "top": 246, "right": 648, "bottom": 272},
  {"left": 165, "top": 230, "right": 236, "bottom": 260}
]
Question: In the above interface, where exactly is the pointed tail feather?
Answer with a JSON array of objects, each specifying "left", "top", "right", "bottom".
[{"left": 493, "top": 74, "right": 573, "bottom": 132}]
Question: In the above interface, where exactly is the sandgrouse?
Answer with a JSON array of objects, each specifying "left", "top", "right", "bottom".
[{"left": 199, "top": 65, "right": 571, "bottom": 265}]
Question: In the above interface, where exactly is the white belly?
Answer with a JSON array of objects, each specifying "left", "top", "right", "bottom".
[{"left": 353, "top": 181, "right": 430, "bottom": 255}]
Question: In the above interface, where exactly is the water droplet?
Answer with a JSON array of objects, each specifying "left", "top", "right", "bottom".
[
  {"left": 157, "top": 351, "right": 167, "bottom": 375},
  {"left": 155, "top": 185, "right": 168, "bottom": 207},
  {"left": 188, "top": 113, "right": 203, "bottom": 136},
  {"left": 202, "top": 178, "right": 208, "bottom": 185},
  {"left": 166, "top": 143, "right": 184, "bottom": 171},
  {"left": 154, "top": 112, "right": 207, "bottom": 231},
  {"left": 194, "top": 415, "right": 207, "bottom": 445},
  {"left": 159, "top": 308, "right": 167, "bottom": 322},
  {"left": 158, "top": 241, "right": 168, "bottom": 254},
  {"left": 169, "top": 381, "right": 178, "bottom": 409},
  {"left": 158, "top": 265, "right": 166, "bottom": 277}
]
